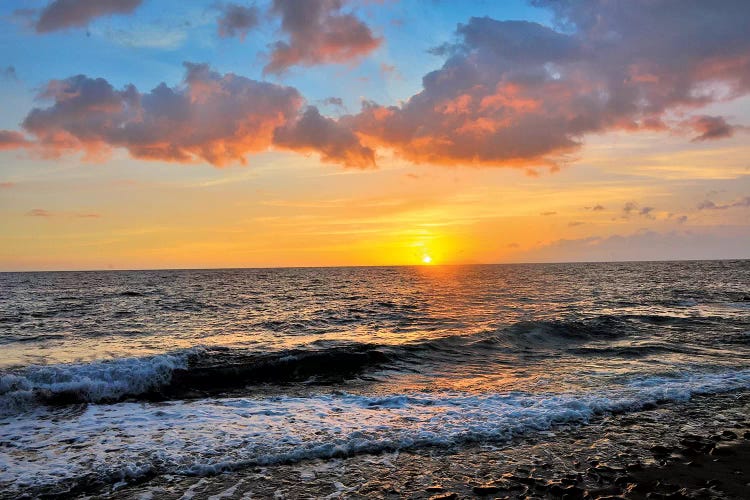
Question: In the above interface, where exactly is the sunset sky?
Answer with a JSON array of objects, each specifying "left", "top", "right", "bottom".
[{"left": 1, "top": 0, "right": 749, "bottom": 270}]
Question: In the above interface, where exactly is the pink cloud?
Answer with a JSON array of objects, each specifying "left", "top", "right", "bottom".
[
  {"left": 0, "top": 130, "right": 30, "bottom": 150},
  {"left": 273, "top": 106, "right": 375, "bottom": 168},
  {"left": 343, "top": 2, "right": 750, "bottom": 167},
  {"left": 18, "top": 63, "right": 374, "bottom": 168},
  {"left": 686, "top": 115, "right": 735, "bottom": 142}
]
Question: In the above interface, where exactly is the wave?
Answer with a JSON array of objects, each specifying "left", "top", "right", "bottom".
[
  {"left": 0, "top": 313, "right": 726, "bottom": 413},
  {"left": 3, "top": 369, "right": 750, "bottom": 498},
  {"left": 0, "top": 351, "right": 194, "bottom": 413}
]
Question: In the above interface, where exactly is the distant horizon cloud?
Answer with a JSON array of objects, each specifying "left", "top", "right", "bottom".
[
  {"left": 697, "top": 196, "right": 750, "bottom": 211},
  {"left": 519, "top": 229, "right": 750, "bottom": 263}
]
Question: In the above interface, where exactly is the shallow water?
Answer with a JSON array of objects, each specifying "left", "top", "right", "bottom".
[{"left": 0, "top": 261, "right": 749, "bottom": 496}]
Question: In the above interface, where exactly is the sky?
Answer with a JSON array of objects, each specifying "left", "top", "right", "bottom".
[{"left": 0, "top": 0, "right": 749, "bottom": 271}]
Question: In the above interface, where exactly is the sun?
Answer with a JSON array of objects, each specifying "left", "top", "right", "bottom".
[{"left": 421, "top": 254, "right": 433, "bottom": 264}]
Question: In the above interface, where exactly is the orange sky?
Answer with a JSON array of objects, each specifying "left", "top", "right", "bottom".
[{"left": 1, "top": 1, "right": 750, "bottom": 270}]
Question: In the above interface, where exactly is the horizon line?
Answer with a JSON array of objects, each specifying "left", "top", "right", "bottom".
[{"left": 1, "top": 257, "right": 748, "bottom": 274}]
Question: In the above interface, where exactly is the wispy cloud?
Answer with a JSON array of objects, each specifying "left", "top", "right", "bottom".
[
  {"left": 26, "top": 208, "right": 53, "bottom": 217},
  {"left": 697, "top": 196, "right": 750, "bottom": 210}
]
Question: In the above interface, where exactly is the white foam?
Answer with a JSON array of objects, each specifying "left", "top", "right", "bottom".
[
  {"left": 1, "top": 369, "right": 748, "bottom": 496},
  {"left": 0, "top": 350, "right": 197, "bottom": 414}
]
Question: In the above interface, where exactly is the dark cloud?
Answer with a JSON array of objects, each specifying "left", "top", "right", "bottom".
[
  {"left": 687, "top": 115, "right": 735, "bottom": 142},
  {"left": 265, "top": 0, "right": 381, "bottom": 74},
  {"left": 346, "top": 1, "right": 750, "bottom": 167},
  {"left": 585, "top": 204, "right": 605, "bottom": 211},
  {"left": 31, "top": 0, "right": 142, "bottom": 33},
  {"left": 273, "top": 106, "right": 375, "bottom": 168},
  {"left": 540, "top": 211, "right": 556, "bottom": 216},
  {"left": 568, "top": 221, "right": 584, "bottom": 227},
  {"left": 697, "top": 196, "right": 750, "bottom": 210},
  {"left": 216, "top": 3, "right": 259, "bottom": 41}
]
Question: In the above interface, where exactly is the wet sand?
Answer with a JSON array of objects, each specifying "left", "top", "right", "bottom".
[{"left": 80, "top": 390, "right": 750, "bottom": 500}]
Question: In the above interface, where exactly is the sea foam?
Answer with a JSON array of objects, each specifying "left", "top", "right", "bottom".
[{"left": 1, "top": 368, "right": 749, "bottom": 496}]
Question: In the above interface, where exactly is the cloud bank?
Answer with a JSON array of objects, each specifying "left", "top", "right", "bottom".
[
  {"left": 19, "top": 63, "right": 373, "bottom": 168},
  {"left": 345, "top": 0, "right": 750, "bottom": 167},
  {"left": 5, "top": 0, "right": 750, "bottom": 169}
]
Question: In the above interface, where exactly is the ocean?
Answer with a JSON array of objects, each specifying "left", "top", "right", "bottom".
[{"left": 1, "top": 260, "right": 749, "bottom": 498}]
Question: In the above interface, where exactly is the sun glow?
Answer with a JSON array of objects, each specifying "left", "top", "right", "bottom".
[{"left": 422, "top": 254, "right": 433, "bottom": 264}]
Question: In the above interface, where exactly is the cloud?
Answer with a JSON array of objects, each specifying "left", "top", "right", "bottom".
[
  {"left": 17, "top": 63, "right": 374, "bottom": 168},
  {"left": 519, "top": 229, "right": 750, "bottom": 263},
  {"left": 540, "top": 211, "right": 556, "bottom": 216},
  {"left": 9, "top": 1, "right": 750, "bottom": 171},
  {"left": 686, "top": 115, "right": 736, "bottom": 142},
  {"left": 26, "top": 208, "right": 53, "bottom": 217},
  {"left": 30, "top": 0, "right": 143, "bottom": 33},
  {"left": 0, "top": 182, "right": 15, "bottom": 189},
  {"left": 1, "top": 66, "right": 18, "bottom": 81},
  {"left": 322, "top": 96, "right": 345, "bottom": 109},
  {"left": 104, "top": 24, "right": 188, "bottom": 50},
  {"left": 273, "top": 106, "right": 375, "bottom": 168},
  {"left": 697, "top": 196, "right": 750, "bottom": 210},
  {"left": 265, "top": 0, "right": 382, "bottom": 74},
  {"left": 585, "top": 204, "right": 605, "bottom": 211},
  {"left": 568, "top": 221, "right": 584, "bottom": 227},
  {"left": 345, "top": 1, "right": 750, "bottom": 167},
  {"left": 0, "top": 130, "right": 29, "bottom": 150},
  {"left": 623, "top": 202, "right": 655, "bottom": 219},
  {"left": 216, "top": 3, "right": 259, "bottom": 41},
  {"left": 21, "top": 63, "right": 302, "bottom": 165}
]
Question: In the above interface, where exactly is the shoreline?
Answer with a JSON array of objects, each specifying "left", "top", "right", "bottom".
[{"left": 71, "top": 391, "right": 750, "bottom": 500}]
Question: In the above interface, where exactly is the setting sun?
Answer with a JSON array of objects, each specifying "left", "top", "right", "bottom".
[{"left": 422, "top": 255, "right": 433, "bottom": 264}]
